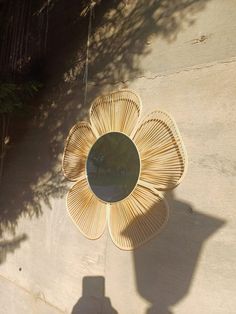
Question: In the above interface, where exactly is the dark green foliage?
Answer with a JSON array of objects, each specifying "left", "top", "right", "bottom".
[{"left": 0, "top": 81, "right": 41, "bottom": 114}]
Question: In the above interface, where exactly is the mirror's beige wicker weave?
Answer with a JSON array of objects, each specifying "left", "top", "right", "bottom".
[{"left": 62, "top": 90, "right": 187, "bottom": 250}]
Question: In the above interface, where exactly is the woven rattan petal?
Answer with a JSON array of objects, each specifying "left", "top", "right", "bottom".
[
  {"left": 67, "top": 177, "right": 107, "bottom": 239},
  {"left": 133, "top": 110, "right": 187, "bottom": 191},
  {"left": 108, "top": 185, "right": 168, "bottom": 250},
  {"left": 62, "top": 122, "right": 96, "bottom": 181},
  {"left": 89, "top": 90, "right": 142, "bottom": 137}
]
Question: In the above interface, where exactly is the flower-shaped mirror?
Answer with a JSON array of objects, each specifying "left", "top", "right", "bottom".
[{"left": 62, "top": 90, "right": 187, "bottom": 250}]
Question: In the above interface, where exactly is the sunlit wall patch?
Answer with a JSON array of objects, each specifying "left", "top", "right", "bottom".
[{"left": 62, "top": 90, "right": 187, "bottom": 250}]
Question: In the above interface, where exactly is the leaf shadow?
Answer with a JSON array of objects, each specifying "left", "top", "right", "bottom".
[{"left": 0, "top": 0, "right": 210, "bottom": 261}]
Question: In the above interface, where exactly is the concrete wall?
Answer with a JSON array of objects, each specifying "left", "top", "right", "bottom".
[{"left": 0, "top": 1, "right": 236, "bottom": 313}]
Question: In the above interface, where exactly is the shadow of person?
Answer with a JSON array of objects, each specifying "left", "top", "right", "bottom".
[
  {"left": 72, "top": 276, "right": 118, "bottom": 314},
  {"left": 122, "top": 191, "right": 225, "bottom": 314}
]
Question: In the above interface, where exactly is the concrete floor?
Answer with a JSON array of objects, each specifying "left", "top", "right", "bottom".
[{"left": 0, "top": 1, "right": 236, "bottom": 313}]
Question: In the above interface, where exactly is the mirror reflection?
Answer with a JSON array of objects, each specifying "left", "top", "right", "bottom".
[{"left": 86, "top": 132, "right": 140, "bottom": 203}]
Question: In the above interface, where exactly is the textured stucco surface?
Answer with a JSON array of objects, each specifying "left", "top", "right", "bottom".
[{"left": 0, "top": 1, "right": 236, "bottom": 313}]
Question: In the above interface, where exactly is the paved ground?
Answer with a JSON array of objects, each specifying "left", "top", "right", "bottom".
[{"left": 0, "top": 1, "right": 236, "bottom": 313}]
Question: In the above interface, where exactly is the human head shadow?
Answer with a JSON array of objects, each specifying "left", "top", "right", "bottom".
[
  {"left": 71, "top": 276, "right": 118, "bottom": 314},
  {"left": 122, "top": 191, "right": 225, "bottom": 314}
]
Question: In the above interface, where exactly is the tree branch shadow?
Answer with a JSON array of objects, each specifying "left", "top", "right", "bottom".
[
  {"left": 0, "top": 233, "right": 28, "bottom": 264},
  {"left": 0, "top": 0, "right": 210, "bottom": 262}
]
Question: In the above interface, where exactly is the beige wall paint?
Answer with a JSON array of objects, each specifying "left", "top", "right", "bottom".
[{"left": 0, "top": 1, "right": 236, "bottom": 313}]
